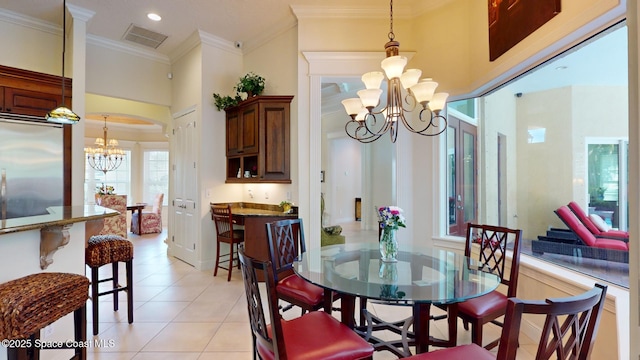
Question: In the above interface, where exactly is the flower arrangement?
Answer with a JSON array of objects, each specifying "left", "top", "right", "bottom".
[
  {"left": 96, "top": 184, "right": 115, "bottom": 195},
  {"left": 378, "top": 206, "right": 406, "bottom": 230}
]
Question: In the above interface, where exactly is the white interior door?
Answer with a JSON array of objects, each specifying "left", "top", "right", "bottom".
[{"left": 172, "top": 111, "right": 197, "bottom": 265}]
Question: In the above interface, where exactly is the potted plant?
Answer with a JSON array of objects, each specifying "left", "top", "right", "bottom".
[
  {"left": 213, "top": 93, "right": 241, "bottom": 111},
  {"left": 234, "top": 72, "right": 265, "bottom": 98},
  {"left": 279, "top": 200, "right": 293, "bottom": 213}
]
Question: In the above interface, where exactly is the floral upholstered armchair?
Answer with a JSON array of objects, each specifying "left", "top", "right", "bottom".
[
  {"left": 132, "top": 193, "right": 164, "bottom": 235},
  {"left": 97, "top": 194, "right": 128, "bottom": 238}
]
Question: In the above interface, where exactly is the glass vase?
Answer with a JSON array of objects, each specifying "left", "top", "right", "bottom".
[{"left": 379, "top": 228, "right": 398, "bottom": 262}]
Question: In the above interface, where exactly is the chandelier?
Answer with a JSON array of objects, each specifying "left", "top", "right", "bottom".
[
  {"left": 46, "top": 0, "right": 80, "bottom": 125},
  {"left": 84, "top": 115, "right": 125, "bottom": 174},
  {"left": 341, "top": 0, "right": 448, "bottom": 143}
]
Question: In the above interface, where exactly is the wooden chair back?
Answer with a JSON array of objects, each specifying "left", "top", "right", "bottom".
[
  {"left": 497, "top": 283, "right": 608, "bottom": 360},
  {"left": 238, "top": 246, "right": 289, "bottom": 359},
  {"left": 211, "top": 204, "right": 234, "bottom": 239},
  {"left": 266, "top": 218, "right": 304, "bottom": 280},
  {"left": 465, "top": 223, "right": 522, "bottom": 298}
]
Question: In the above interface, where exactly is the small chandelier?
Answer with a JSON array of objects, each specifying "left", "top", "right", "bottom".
[
  {"left": 341, "top": 0, "right": 448, "bottom": 143},
  {"left": 46, "top": 0, "right": 80, "bottom": 125},
  {"left": 84, "top": 115, "right": 125, "bottom": 174}
]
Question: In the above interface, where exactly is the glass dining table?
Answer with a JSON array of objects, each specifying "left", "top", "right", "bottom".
[{"left": 293, "top": 243, "right": 501, "bottom": 357}]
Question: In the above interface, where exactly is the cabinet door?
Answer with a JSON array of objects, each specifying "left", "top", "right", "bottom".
[
  {"left": 260, "top": 102, "right": 290, "bottom": 181},
  {"left": 3, "top": 87, "right": 60, "bottom": 117},
  {"left": 240, "top": 103, "right": 259, "bottom": 154},
  {"left": 226, "top": 110, "right": 241, "bottom": 155}
]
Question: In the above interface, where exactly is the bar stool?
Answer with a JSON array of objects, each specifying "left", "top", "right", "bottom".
[
  {"left": 85, "top": 234, "right": 134, "bottom": 336},
  {"left": 0, "top": 272, "right": 89, "bottom": 360}
]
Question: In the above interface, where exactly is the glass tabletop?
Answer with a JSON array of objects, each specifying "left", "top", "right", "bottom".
[{"left": 294, "top": 243, "right": 501, "bottom": 305}]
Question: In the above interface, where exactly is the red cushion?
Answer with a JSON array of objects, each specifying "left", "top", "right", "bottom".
[
  {"left": 405, "top": 344, "right": 494, "bottom": 360},
  {"left": 568, "top": 202, "right": 629, "bottom": 239},
  {"left": 568, "top": 201, "right": 601, "bottom": 235},
  {"left": 277, "top": 274, "right": 324, "bottom": 306},
  {"left": 257, "top": 311, "right": 374, "bottom": 360},
  {"left": 594, "top": 238, "right": 629, "bottom": 251},
  {"left": 601, "top": 229, "right": 629, "bottom": 239},
  {"left": 457, "top": 290, "right": 508, "bottom": 319},
  {"left": 556, "top": 206, "right": 597, "bottom": 246}
]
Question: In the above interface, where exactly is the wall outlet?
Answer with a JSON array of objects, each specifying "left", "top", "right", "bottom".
[
  {"left": 286, "top": 191, "right": 291, "bottom": 200},
  {"left": 265, "top": 192, "right": 269, "bottom": 199},
  {"left": 205, "top": 188, "right": 211, "bottom": 198}
]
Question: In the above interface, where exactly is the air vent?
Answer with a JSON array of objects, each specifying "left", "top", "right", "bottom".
[{"left": 123, "top": 24, "right": 168, "bottom": 49}]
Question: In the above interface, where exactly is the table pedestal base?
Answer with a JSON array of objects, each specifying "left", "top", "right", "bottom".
[{"left": 353, "top": 302, "right": 458, "bottom": 358}]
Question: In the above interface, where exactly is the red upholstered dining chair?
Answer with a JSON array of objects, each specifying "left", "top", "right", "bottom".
[
  {"left": 440, "top": 223, "right": 523, "bottom": 350},
  {"left": 266, "top": 218, "right": 338, "bottom": 314},
  {"left": 407, "top": 283, "right": 608, "bottom": 360},
  {"left": 211, "top": 204, "right": 245, "bottom": 281},
  {"left": 131, "top": 193, "right": 164, "bottom": 234},
  {"left": 238, "top": 246, "right": 374, "bottom": 360}
]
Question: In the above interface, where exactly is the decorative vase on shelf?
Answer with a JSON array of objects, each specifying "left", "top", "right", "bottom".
[{"left": 379, "top": 228, "right": 398, "bottom": 262}]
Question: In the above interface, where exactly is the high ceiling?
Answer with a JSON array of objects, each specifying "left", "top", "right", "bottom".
[{"left": 0, "top": 0, "right": 451, "bottom": 57}]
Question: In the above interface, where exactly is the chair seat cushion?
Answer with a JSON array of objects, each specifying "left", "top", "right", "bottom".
[
  {"left": 458, "top": 290, "right": 508, "bottom": 319},
  {"left": 257, "top": 311, "right": 374, "bottom": 360},
  {"left": 86, "top": 235, "right": 134, "bottom": 267},
  {"left": 405, "top": 344, "right": 494, "bottom": 360},
  {"left": 598, "top": 229, "right": 629, "bottom": 239},
  {"left": 277, "top": 274, "right": 324, "bottom": 306},
  {"left": 0, "top": 273, "right": 89, "bottom": 340},
  {"left": 593, "top": 238, "right": 629, "bottom": 251}
]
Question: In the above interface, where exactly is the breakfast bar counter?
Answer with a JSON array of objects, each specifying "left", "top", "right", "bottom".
[
  {"left": 0, "top": 205, "right": 118, "bottom": 360},
  {"left": 210, "top": 202, "right": 298, "bottom": 263}
]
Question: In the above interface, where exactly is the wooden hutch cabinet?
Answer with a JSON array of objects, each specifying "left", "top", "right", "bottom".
[{"left": 225, "top": 95, "right": 293, "bottom": 183}]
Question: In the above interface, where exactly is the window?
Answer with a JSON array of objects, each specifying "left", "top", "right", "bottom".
[
  {"left": 85, "top": 150, "right": 132, "bottom": 204},
  {"left": 456, "top": 22, "right": 628, "bottom": 287},
  {"left": 143, "top": 150, "right": 169, "bottom": 206}
]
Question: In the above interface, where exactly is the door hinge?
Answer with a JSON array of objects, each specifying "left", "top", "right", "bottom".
[
  {"left": 193, "top": 203, "right": 196, "bottom": 209},
  {"left": 172, "top": 235, "right": 175, "bottom": 243},
  {"left": 192, "top": 244, "right": 196, "bottom": 250},
  {"left": 172, "top": 199, "right": 175, "bottom": 206}
]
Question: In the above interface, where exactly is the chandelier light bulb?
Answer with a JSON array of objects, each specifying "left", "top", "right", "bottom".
[
  {"left": 357, "top": 89, "right": 383, "bottom": 109},
  {"left": 400, "top": 69, "right": 422, "bottom": 89},
  {"left": 381, "top": 56, "right": 407, "bottom": 80},
  {"left": 429, "top": 92, "right": 450, "bottom": 112},
  {"left": 342, "top": 98, "right": 364, "bottom": 117},
  {"left": 410, "top": 79, "right": 439, "bottom": 104},
  {"left": 362, "top": 72, "right": 385, "bottom": 90}
]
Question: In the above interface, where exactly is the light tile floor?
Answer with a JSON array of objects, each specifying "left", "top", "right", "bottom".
[{"left": 85, "top": 224, "right": 537, "bottom": 359}]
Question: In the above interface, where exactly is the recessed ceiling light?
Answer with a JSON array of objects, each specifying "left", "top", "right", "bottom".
[{"left": 147, "top": 13, "right": 162, "bottom": 21}]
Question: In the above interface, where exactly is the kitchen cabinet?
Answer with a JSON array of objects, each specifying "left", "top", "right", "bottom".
[
  {"left": 225, "top": 95, "right": 293, "bottom": 183},
  {"left": 0, "top": 65, "right": 72, "bottom": 119}
]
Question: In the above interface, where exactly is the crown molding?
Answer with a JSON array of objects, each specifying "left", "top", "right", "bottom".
[
  {"left": 66, "top": 3, "right": 95, "bottom": 23},
  {"left": 0, "top": 8, "right": 59, "bottom": 35}
]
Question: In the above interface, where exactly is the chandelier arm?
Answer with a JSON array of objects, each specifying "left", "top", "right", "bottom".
[{"left": 345, "top": 118, "right": 385, "bottom": 143}]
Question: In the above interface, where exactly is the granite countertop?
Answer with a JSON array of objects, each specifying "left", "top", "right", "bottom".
[
  {"left": 0, "top": 205, "right": 119, "bottom": 235},
  {"left": 210, "top": 202, "right": 298, "bottom": 218}
]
